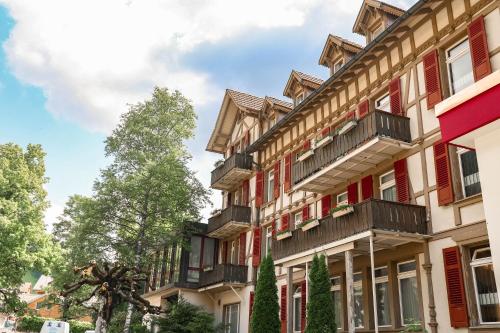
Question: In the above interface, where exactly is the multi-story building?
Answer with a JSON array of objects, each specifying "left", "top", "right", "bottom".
[{"left": 143, "top": 0, "right": 500, "bottom": 332}]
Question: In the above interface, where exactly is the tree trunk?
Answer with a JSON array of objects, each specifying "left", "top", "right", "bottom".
[
  {"left": 95, "top": 298, "right": 108, "bottom": 333},
  {"left": 123, "top": 234, "right": 144, "bottom": 333},
  {"left": 122, "top": 302, "right": 134, "bottom": 333}
]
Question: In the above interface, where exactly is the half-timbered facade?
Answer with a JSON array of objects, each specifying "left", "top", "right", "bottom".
[{"left": 144, "top": 0, "right": 500, "bottom": 332}]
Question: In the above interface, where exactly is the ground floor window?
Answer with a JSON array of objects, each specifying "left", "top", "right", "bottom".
[
  {"left": 398, "top": 261, "right": 420, "bottom": 325},
  {"left": 223, "top": 303, "right": 240, "bottom": 333},
  {"left": 354, "top": 272, "right": 364, "bottom": 328},
  {"left": 331, "top": 277, "right": 343, "bottom": 329},
  {"left": 471, "top": 247, "right": 500, "bottom": 324},
  {"left": 375, "top": 267, "right": 391, "bottom": 326},
  {"left": 293, "top": 286, "right": 302, "bottom": 333}
]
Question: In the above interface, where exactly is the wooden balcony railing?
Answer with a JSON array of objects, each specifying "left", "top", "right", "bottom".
[
  {"left": 207, "top": 205, "right": 251, "bottom": 238},
  {"left": 292, "top": 111, "right": 411, "bottom": 186},
  {"left": 199, "top": 264, "right": 248, "bottom": 287},
  {"left": 211, "top": 153, "right": 253, "bottom": 190},
  {"left": 271, "top": 199, "right": 427, "bottom": 261}
]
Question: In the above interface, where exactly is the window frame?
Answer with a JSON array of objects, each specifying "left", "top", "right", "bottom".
[
  {"left": 397, "top": 260, "right": 419, "bottom": 326},
  {"left": 337, "top": 191, "right": 348, "bottom": 206},
  {"left": 294, "top": 211, "right": 303, "bottom": 227},
  {"left": 223, "top": 303, "right": 240, "bottom": 333},
  {"left": 333, "top": 59, "right": 344, "bottom": 74},
  {"left": 379, "top": 170, "right": 396, "bottom": 202},
  {"left": 445, "top": 37, "right": 474, "bottom": 95},
  {"left": 265, "top": 226, "right": 273, "bottom": 255},
  {"left": 375, "top": 93, "right": 391, "bottom": 113},
  {"left": 456, "top": 147, "right": 481, "bottom": 198},
  {"left": 267, "top": 169, "right": 275, "bottom": 203},
  {"left": 330, "top": 276, "right": 343, "bottom": 330},
  {"left": 293, "top": 286, "right": 302, "bottom": 333},
  {"left": 374, "top": 266, "right": 392, "bottom": 327},
  {"left": 353, "top": 272, "right": 365, "bottom": 329}
]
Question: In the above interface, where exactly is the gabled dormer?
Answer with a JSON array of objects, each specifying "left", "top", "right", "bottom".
[
  {"left": 319, "top": 35, "right": 364, "bottom": 76},
  {"left": 283, "top": 70, "right": 324, "bottom": 107},
  {"left": 261, "top": 96, "right": 293, "bottom": 133},
  {"left": 353, "top": 0, "right": 405, "bottom": 44}
]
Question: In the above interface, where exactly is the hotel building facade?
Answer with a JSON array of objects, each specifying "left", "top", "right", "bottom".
[{"left": 143, "top": 0, "right": 500, "bottom": 332}]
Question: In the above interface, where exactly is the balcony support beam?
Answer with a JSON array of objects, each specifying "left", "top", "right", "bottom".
[
  {"left": 345, "top": 249, "right": 355, "bottom": 333},
  {"left": 370, "top": 234, "right": 379, "bottom": 333},
  {"left": 287, "top": 267, "right": 293, "bottom": 333}
]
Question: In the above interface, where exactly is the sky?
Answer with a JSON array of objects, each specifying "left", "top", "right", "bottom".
[{"left": 0, "top": 0, "right": 413, "bottom": 231}]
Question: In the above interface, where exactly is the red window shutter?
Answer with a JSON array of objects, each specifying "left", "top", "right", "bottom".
[
  {"left": 280, "top": 285, "right": 287, "bottom": 333},
  {"left": 361, "top": 175, "right": 373, "bottom": 200},
  {"left": 249, "top": 291, "right": 255, "bottom": 320},
  {"left": 394, "top": 159, "right": 410, "bottom": 203},
  {"left": 321, "top": 195, "right": 331, "bottom": 218},
  {"left": 222, "top": 241, "right": 228, "bottom": 264},
  {"left": 272, "top": 220, "right": 277, "bottom": 237},
  {"left": 347, "top": 183, "right": 358, "bottom": 204},
  {"left": 244, "top": 130, "right": 250, "bottom": 147},
  {"left": 255, "top": 171, "right": 264, "bottom": 208},
  {"left": 302, "top": 205, "right": 309, "bottom": 221},
  {"left": 345, "top": 110, "right": 356, "bottom": 121},
  {"left": 468, "top": 15, "right": 491, "bottom": 82},
  {"left": 252, "top": 228, "right": 261, "bottom": 267},
  {"left": 443, "top": 247, "right": 469, "bottom": 328},
  {"left": 301, "top": 280, "right": 307, "bottom": 332},
  {"left": 423, "top": 50, "right": 443, "bottom": 109},
  {"left": 321, "top": 126, "right": 330, "bottom": 136},
  {"left": 239, "top": 232, "right": 246, "bottom": 265},
  {"left": 284, "top": 154, "right": 292, "bottom": 193},
  {"left": 433, "top": 141, "right": 454, "bottom": 206},
  {"left": 242, "top": 179, "right": 250, "bottom": 206},
  {"left": 303, "top": 139, "right": 311, "bottom": 151},
  {"left": 389, "top": 77, "right": 403, "bottom": 116},
  {"left": 274, "top": 161, "right": 281, "bottom": 199},
  {"left": 358, "top": 100, "right": 370, "bottom": 118}
]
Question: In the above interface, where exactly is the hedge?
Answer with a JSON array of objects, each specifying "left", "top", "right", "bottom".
[{"left": 17, "top": 316, "right": 94, "bottom": 333}]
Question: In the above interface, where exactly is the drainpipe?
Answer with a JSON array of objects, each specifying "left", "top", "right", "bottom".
[{"left": 423, "top": 239, "right": 438, "bottom": 333}]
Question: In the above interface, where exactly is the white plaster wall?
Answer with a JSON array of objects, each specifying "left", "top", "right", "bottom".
[
  {"left": 213, "top": 286, "right": 253, "bottom": 333},
  {"left": 407, "top": 105, "right": 419, "bottom": 141},
  {"left": 408, "top": 152, "right": 424, "bottom": 194},
  {"left": 181, "top": 290, "right": 215, "bottom": 313},
  {"left": 485, "top": 8, "right": 500, "bottom": 51},
  {"left": 417, "top": 62, "right": 426, "bottom": 96},
  {"left": 451, "top": 0, "right": 466, "bottom": 19},
  {"left": 429, "top": 190, "right": 455, "bottom": 233},
  {"left": 421, "top": 99, "right": 440, "bottom": 133},
  {"left": 425, "top": 146, "right": 436, "bottom": 187},
  {"left": 460, "top": 201, "right": 485, "bottom": 225}
]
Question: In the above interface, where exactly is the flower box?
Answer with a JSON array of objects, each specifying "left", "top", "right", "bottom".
[
  {"left": 297, "top": 149, "right": 314, "bottom": 162},
  {"left": 315, "top": 135, "right": 333, "bottom": 149},
  {"left": 276, "top": 230, "right": 292, "bottom": 240},
  {"left": 330, "top": 205, "right": 354, "bottom": 218},
  {"left": 299, "top": 219, "right": 319, "bottom": 231},
  {"left": 337, "top": 120, "right": 357, "bottom": 135}
]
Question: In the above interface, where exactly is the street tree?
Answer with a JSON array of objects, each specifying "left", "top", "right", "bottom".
[{"left": 251, "top": 254, "right": 280, "bottom": 333}]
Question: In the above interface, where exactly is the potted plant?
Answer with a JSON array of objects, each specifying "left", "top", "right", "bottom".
[
  {"left": 214, "top": 159, "right": 224, "bottom": 168},
  {"left": 297, "top": 140, "right": 314, "bottom": 162},
  {"left": 330, "top": 204, "right": 354, "bottom": 218},
  {"left": 276, "top": 228, "right": 292, "bottom": 240},
  {"left": 315, "top": 127, "right": 334, "bottom": 149},
  {"left": 337, "top": 111, "right": 357, "bottom": 135},
  {"left": 210, "top": 208, "right": 222, "bottom": 217},
  {"left": 400, "top": 320, "right": 427, "bottom": 332},
  {"left": 298, "top": 218, "right": 320, "bottom": 231}
]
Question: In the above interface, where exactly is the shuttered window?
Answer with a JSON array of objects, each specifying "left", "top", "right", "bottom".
[
  {"left": 361, "top": 175, "right": 373, "bottom": 200},
  {"left": 347, "top": 183, "right": 358, "bottom": 204},
  {"left": 302, "top": 205, "right": 309, "bottom": 221},
  {"left": 389, "top": 77, "right": 403, "bottom": 116},
  {"left": 239, "top": 232, "right": 246, "bottom": 265},
  {"left": 274, "top": 161, "right": 281, "bottom": 199},
  {"left": 281, "top": 285, "right": 287, "bottom": 333},
  {"left": 423, "top": 50, "right": 443, "bottom": 109},
  {"left": 394, "top": 159, "right": 410, "bottom": 203},
  {"left": 252, "top": 228, "right": 261, "bottom": 267},
  {"left": 272, "top": 220, "right": 276, "bottom": 238},
  {"left": 433, "top": 141, "right": 454, "bottom": 206},
  {"left": 358, "top": 100, "right": 370, "bottom": 118},
  {"left": 284, "top": 154, "right": 292, "bottom": 193},
  {"left": 321, "top": 195, "right": 332, "bottom": 218},
  {"left": 281, "top": 214, "right": 289, "bottom": 232},
  {"left": 443, "top": 247, "right": 469, "bottom": 328},
  {"left": 468, "top": 15, "right": 491, "bottom": 82},
  {"left": 255, "top": 171, "right": 264, "bottom": 208}
]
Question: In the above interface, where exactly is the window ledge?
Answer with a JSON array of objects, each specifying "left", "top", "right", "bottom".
[
  {"left": 453, "top": 192, "right": 482, "bottom": 207},
  {"left": 470, "top": 324, "right": 500, "bottom": 331}
]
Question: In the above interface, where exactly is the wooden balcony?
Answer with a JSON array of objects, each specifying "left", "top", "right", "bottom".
[
  {"left": 207, "top": 205, "right": 251, "bottom": 239},
  {"left": 292, "top": 111, "right": 412, "bottom": 193},
  {"left": 271, "top": 199, "right": 427, "bottom": 262},
  {"left": 199, "top": 264, "right": 248, "bottom": 290},
  {"left": 211, "top": 153, "right": 253, "bottom": 191}
]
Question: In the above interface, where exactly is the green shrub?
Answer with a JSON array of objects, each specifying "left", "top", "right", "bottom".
[
  {"left": 68, "top": 319, "right": 94, "bottom": 333},
  {"left": 17, "top": 316, "right": 94, "bottom": 333},
  {"left": 251, "top": 254, "right": 280, "bottom": 333}
]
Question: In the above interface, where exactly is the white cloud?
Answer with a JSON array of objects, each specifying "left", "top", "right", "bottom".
[
  {"left": 0, "top": 0, "right": 326, "bottom": 133},
  {"left": 44, "top": 202, "right": 64, "bottom": 233}
]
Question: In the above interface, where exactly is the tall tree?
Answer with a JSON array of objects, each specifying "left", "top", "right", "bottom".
[
  {"left": 305, "top": 254, "right": 336, "bottom": 333},
  {"left": 251, "top": 254, "right": 280, "bottom": 333},
  {"left": 0, "top": 143, "right": 60, "bottom": 313}
]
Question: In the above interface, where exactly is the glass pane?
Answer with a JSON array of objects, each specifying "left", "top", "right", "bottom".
[
  {"left": 230, "top": 304, "right": 239, "bottom": 333},
  {"left": 400, "top": 276, "right": 420, "bottom": 325},
  {"left": 448, "top": 39, "right": 469, "bottom": 58},
  {"left": 460, "top": 150, "right": 481, "bottom": 197},
  {"left": 189, "top": 236, "right": 202, "bottom": 268},
  {"left": 449, "top": 47, "right": 473, "bottom": 94},
  {"left": 294, "top": 297, "right": 302, "bottom": 331},
  {"left": 337, "top": 192, "right": 348, "bottom": 205},
  {"left": 381, "top": 171, "right": 395, "bottom": 184},
  {"left": 376, "top": 94, "right": 390, "bottom": 112},
  {"left": 376, "top": 282, "right": 391, "bottom": 326},
  {"left": 474, "top": 264, "right": 500, "bottom": 323},
  {"left": 375, "top": 267, "right": 388, "bottom": 278},
  {"left": 382, "top": 186, "right": 397, "bottom": 202},
  {"left": 203, "top": 238, "right": 215, "bottom": 270},
  {"left": 332, "top": 290, "right": 343, "bottom": 329},
  {"left": 354, "top": 284, "right": 364, "bottom": 328},
  {"left": 187, "top": 269, "right": 199, "bottom": 283},
  {"left": 398, "top": 261, "right": 417, "bottom": 273}
]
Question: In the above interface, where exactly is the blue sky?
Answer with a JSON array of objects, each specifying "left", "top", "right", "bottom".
[{"left": 0, "top": 0, "right": 412, "bottom": 229}]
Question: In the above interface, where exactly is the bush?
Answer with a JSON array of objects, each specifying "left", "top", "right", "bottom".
[
  {"left": 17, "top": 316, "right": 94, "bottom": 333},
  {"left": 157, "top": 298, "right": 222, "bottom": 333},
  {"left": 68, "top": 320, "right": 94, "bottom": 333}
]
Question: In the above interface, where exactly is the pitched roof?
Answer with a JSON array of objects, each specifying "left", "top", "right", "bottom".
[
  {"left": 264, "top": 96, "right": 293, "bottom": 111},
  {"left": 227, "top": 89, "right": 264, "bottom": 112},
  {"left": 353, "top": 0, "right": 406, "bottom": 35},
  {"left": 283, "top": 70, "right": 324, "bottom": 98},
  {"left": 319, "top": 35, "right": 364, "bottom": 67}
]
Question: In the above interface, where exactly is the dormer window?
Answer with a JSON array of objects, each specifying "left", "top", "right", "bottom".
[
  {"left": 284, "top": 70, "right": 323, "bottom": 107},
  {"left": 319, "top": 35, "right": 363, "bottom": 77},
  {"left": 333, "top": 59, "right": 344, "bottom": 74},
  {"left": 371, "top": 24, "right": 384, "bottom": 41},
  {"left": 295, "top": 93, "right": 305, "bottom": 106}
]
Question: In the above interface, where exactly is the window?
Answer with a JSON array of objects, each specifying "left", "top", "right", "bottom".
[
  {"left": 398, "top": 261, "right": 420, "bottom": 325},
  {"left": 371, "top": 25, "right": 384, "bottom": 41},
  {"left": 267, "top": 170, "right": 275, "bottom": 202},
  {"left": 446, "top": 38, "right": 474, "bottom": 95},
  {"left": 337, "top": 191, "right": 348, "bottom": 206},
  {"left": 231, "top": 240, "right": 239, "bottom": 265},
  {"left": 293, "top": 286, "right": 302, "bottom": 333},
  {"left": 354, "top": 272, "right": 364, "bottom": 328},
  {"left": 331, "top": 277, "right": 343, "bottom": 329},
  {"left": 380, "top": 170, "right": 397, "bottom": 202},
  {"left": 308, "top": 203, "right": 315, "bottom": 219},
  {"left": 172, "top": 245, "right": 182, "bottom": 283},
  {"left": 375, "top": 93, "right": 391, "bottom": 112},
  {"left": 223, "top": 303, "right": 240, "bottom": 333},
  {"left": 457, "top": 148, "right": 481, "bottom": 197},
  {"left": 294, "top": 211, "right": 303, "bottom": 227},
  {"left": 265, "top": 226, "right": 273, "bottom": 255},
  {"left": 471, "top": 247, "right": 500, "bottom": 324},
  {"left": 375, "top": 267, "right": 391, "bottom": 326},
  {"left": 295, "top": 93, "right": 304, "bottom": 106},
  {"left": 187, "top": 236, "right": 202, "bottom": 282},
  {"left": 203, "top": 238, "right": 215, "bottom": 271},
  {"left": 333, "top": 59, "right": 344, "bottom": 74}
]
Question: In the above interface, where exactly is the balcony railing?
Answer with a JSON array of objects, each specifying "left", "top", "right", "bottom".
[
  {"left": 211, "top": 153, "right": 253, "bottom": 190},
  {"left": 292, "top": 111, "right": 411, "bottom": 193},
  {"left": 199, "top": 264, "right": 248, "bottom": 288},
  {"left": 207, "top": 205, "right": 251, "bottom": 239},
  {"left": 271, "top": 199, "right": 427, "bottom": 261}
]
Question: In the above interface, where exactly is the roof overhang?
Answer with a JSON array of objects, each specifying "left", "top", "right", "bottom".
[
  {"left": 353, "top": 0, "right": 406, "bottom": 35},
  {"left": 319, "top": 35, "right": 364, "bottom": 67}
]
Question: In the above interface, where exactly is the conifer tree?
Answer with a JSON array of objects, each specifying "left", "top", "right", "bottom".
[
  {"left": 251, "top": 254, "right": 280, "bottom": 333},
  {"left": 305, "top": 254, "right": 337, "bottom": 333}
]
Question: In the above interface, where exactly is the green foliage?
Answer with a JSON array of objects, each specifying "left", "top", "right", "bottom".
[
  {"left": 17, "top": 316, "right": 94, "bottom": 333},
  {"left": 305, "top": 254, "right": 336, "bottom": 333},
  {"left": 107, "top": 304, "right": 147, "bottom": 333},
  {"left": 157, "top": 299, "right": 221, "bottom": 333},
  {"left": 0, "top": 143, "right": 61, "bottom": 313},
  {"left": 251, "top": 254, "right": 280, "bottom": 333},
  {"left": 400, "top": 320, "right": 427, "bottom": 332},
  {"left": 68, "top": 320, "right": 94, "bottom": 333}
]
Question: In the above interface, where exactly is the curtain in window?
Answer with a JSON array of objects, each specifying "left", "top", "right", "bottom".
[
  {"left": 474, "top": 264, "right": 500, "bottom": 323},
  {"left": 400, "top": 276, "right": 419, "bottom": 325},
  {"left": 376, "top": 282, "right": 391, "bottom": 326}
]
